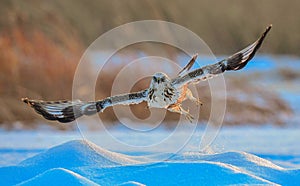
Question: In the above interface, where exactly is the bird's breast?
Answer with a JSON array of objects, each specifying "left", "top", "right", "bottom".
[{"left": 147, "top": 86, "right": 179, "bottom": 108}]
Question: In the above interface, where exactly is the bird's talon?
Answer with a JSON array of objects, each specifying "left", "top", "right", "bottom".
[
  {"left": 196, "top": 99, "right": 203, "bottom": 106},
  {"left": 185, "top": 113, "right": 194, "bottom": 123}
]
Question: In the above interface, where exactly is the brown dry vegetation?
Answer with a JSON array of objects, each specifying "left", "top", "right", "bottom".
[
  {"left": 0, "top": 0, "right": 297, "bottom": 129},
  {"left": 0, "top": 28, "right": 83, "bottom": 129},
  {"left": 0, "top": 1, "right": 84, "bottom": 128}
]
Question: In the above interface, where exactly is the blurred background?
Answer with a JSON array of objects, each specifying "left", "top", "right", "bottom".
[{"left": 0, "top": 0, "right": 299, "bottom": 130}]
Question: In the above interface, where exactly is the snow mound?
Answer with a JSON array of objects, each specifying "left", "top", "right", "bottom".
[
  {"left": 0, "top": 140, "right": 139, "bottom": 185},
  {"left": 17, "top": 168, "right": 98, "bottom": 186},
  {"left": 171, "top": 151, "right": 300, "bottom": 185},
  {"left": 20, "top": 139, "right": 139, "bottom": 168},
  {"left": 0, "top": 139, "right": 299, "bottom": 185},
  {"left": 89, "top": 162, "right": 273, "bottom": 185},
  {"left": 174, "top": 151, "right": 283, "bottom": 169}
]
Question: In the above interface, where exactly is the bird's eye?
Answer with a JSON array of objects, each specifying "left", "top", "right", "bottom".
[
  {"left": 153, "top": 76, "right": 158, "bottom": 82},
  {"left": 161, "top": 77, "right": 166, "bottom": 82}
]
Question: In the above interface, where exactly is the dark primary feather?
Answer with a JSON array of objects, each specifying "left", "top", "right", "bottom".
[
  {"left": 22, "top": 98, "right": 86, "bottom": 123},
  {"left": 225, "top": 25, "right": 272, "bottom": 71},
  {"left": 172, "top": 25, "right": 272, "bottom": 87},
  {"left": 22, "top": 89, "right": 148, "bottom": 123}
]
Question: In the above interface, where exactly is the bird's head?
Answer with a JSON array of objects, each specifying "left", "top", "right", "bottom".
[{"left": 151, "top": 72, "right": 170, "bottom": 87}]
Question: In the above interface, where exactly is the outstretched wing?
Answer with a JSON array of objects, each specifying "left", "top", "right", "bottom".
[
  {"left": 172, "top": 25, "right": 272, "bottom": 87},
  {"left": 22, "top": 89, "right": 148, "bottom": 123}
]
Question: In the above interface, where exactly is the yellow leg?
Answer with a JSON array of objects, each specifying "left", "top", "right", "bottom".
[
  {"left": 167, "top": 104, "right": 194, "bottom": 122},
  {"left": 186, "top": 89, "right": 203, "bottom": 106}
]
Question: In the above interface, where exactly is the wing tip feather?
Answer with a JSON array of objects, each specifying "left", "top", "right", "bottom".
[
  {"left": 226, "top": 24, "right": 272, "bottom": 71},
  {"left": 22, "top": 97, "right": 29, "bottom": 104},
  {"left": 22, "top": 97, "right": 35, "bottom": 106},
  {"left": 22, "top": 97, "right": 79, "bottom": 123}
]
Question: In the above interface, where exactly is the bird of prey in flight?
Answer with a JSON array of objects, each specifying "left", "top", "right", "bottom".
[{"left": 22, "top": 25, "right": 272, "bottom": 123}]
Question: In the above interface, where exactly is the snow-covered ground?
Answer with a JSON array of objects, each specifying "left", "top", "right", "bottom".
[{"left": 0, "top": 126, "right": 299, "bottom": 185}]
